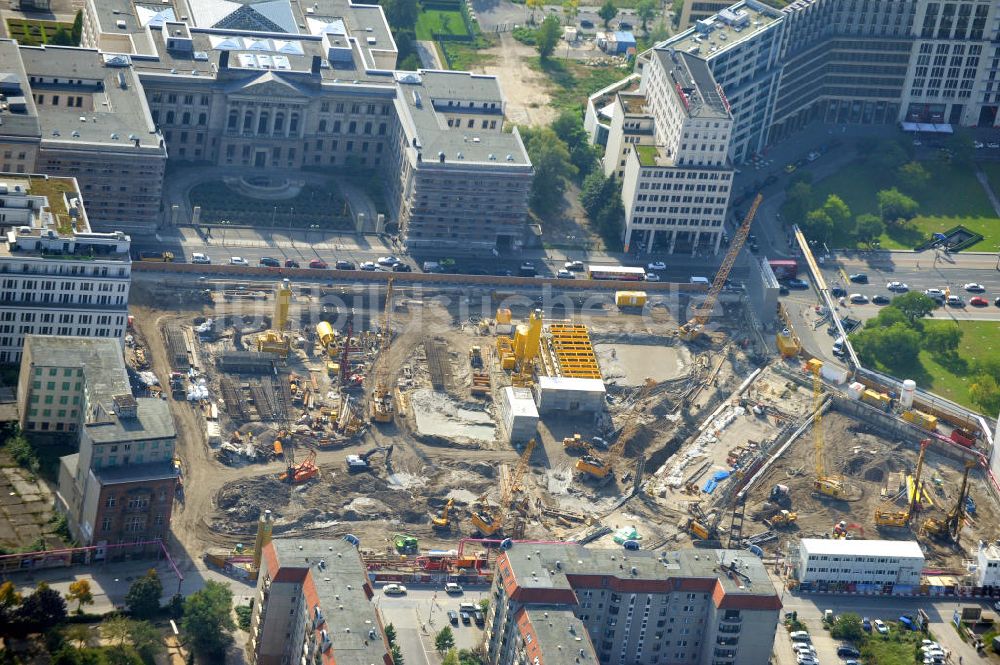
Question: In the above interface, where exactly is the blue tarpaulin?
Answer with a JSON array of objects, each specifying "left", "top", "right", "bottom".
[{"left": 702, "top": 470, "right": 731, "bottom": 494}]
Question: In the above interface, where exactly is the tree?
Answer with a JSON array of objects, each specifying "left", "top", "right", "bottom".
[
  {"left": 871, "top": 138, "right": 908, "bottom": 172},
  {"left": 877, "top": 187, "right": 919, "bottom": 225},
  {"left": 536, "top": 15, "right": 561, "bottom": 59},
  {"left": 182, "top": 581, "right": 235, "bottom": 657},
  {"left": 435, "top": 626, "right": 456, "bottom": 653},
  {"left": 562, "top": 0, "right": 579, "bottom": 24},
  {"left": 897, "top": 161, "right": 930, "bottom": 192},
  {"left": 101, "top": 616, "right": 133, "bottom": 647},
  {"left": 526, "top": 0, "right": 545, "bottom": 23},
  {"left": 855, "top": 213, "right": 885, "bottom": 245},
  {"left": 922, "top": 324, "right": 962, "bottom": 356},
  {"left": 891, "top": 291, "right": 936, "bottom": 324},
  {"left": 71, "top": 11, "right": 83, "bottom": 43},
  {"left": 385, "top": 623, "right": 398, "bottom": 646},
  {"left": 598, "top": 0, "right": 617, "bottom": 27},
  {"left": 442, "top": 649, "right": 459, "bottom": 665},
  {"left": 783, "top": 182, "right": 813, "bottom": 224},
  {"left": 970, "top": 374, "right": 1000, "bottom": 414},
  {"left": 459, "top": 648, "right": 485, "bottom": 665},
  {"left": 126, "top": 619, "right": 164, "bottom": 663},
  {"left": 581, "top": 170, "right": 614, "bottom": 217},
  {"left": 821, "top": 194, "right": 852, "bottom": 233},
  {"left": 867, "top": 305, "right": 908, "bottom": 330},
  {"left": 49, "top": 27, "right": 75, "bottom": 46},
  {"left": 125, "top": 569, "right": 162, "bottom": 619},
  {"left": 551, "top": 111, "right": 597, "bottom": 177},
  {"left": 802, "top": 209, "right": 833, "bottom": 244},
  {"left": 63, "top": 624, "right": 93, "bottom": 649},
  {"left": 167, "top": 593, "right": 185, "bottom": 620},
  {"left": 104, "top": 645, "right": 143, "bottom": 665},
  {"left": 830, "top": 613, "right": 864, "bottom": 641},
  {"left": 66, "top": 580, "right": 93, "bottom": 614},
  {"left": 636, "top": 0, "right": 656, "bottom": 30},
  {"left": 519, "top": 126, "right": 576, "bottom": 214},
  {"left": 0, "top": 580, "right": 22, "bottom": 620},
  {"left": 16, "top": 582, "right": 68, "bottom": 631},
  {"left": 871, "top": 323, "right": 922, "bottom": 370},
  {"left": 380, "top": 0, "right": 418, "bottom": 30}
]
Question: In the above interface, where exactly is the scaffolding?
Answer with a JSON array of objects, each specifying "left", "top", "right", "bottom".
[{"left": 547, "top": 324, "right": 602, "bottom": 380}]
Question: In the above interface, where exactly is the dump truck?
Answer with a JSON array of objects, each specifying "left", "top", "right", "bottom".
[{"left": 138, "top": 251, "right": 174, "bottom": 262}]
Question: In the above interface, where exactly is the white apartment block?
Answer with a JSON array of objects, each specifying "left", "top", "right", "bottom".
[
  {"left": 0, "top": 175, "right": 130, "bottom": 363},
  {"left": 610, "top": 47, "right": 735, "bottom": 255},
  {"left": 797, "top": 539, "right": 925, "bottom": 588}
]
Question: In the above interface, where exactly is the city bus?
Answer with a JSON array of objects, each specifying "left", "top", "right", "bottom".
[{"left": 587, "top": 265, "right": 648, "bottom": 281}]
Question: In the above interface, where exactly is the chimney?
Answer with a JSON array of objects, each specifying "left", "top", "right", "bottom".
[{"left": 311, "top": 55, "right": 321, "bottom": 74}]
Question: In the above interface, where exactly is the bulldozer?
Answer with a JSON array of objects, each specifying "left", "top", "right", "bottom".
[
  {"left": 764, "top": 510, "right": 797, "bottom": 528},
  {"left": 562, "top": 434, "right": 588, "bottom": 453},
  {"left": 431, "top": 498, "right": 454, "bottom": 529}
]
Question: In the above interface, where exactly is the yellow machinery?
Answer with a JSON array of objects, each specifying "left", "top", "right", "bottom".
[
  {"left": 250, "top": 509, "right": 274, "bottom": 579},
  {"left": 496, "top": 336, "right": 516, "bottom": 370},
  {"left": 562, "top": 434, "right": 589, "bottom": 453},
  {"left": 680, "top": 194, "right": 762, "bottom": 341},
  {"left": 316, "top": 321, "right": 338, "bottom": 358},
  {"left": 576, "top": 380, "right": 654, "bottom": 481},
  {"left": 775, "top": 304, "right": 801, "bottom": 358},
  {"left": 370, "top": 278, "right": 395, "bottom": 423},
  {"left": 764, "top": 509, "right": 798, "bottom": 528},
  {"left": 548, "top": 323, "right": 602, "bottom": 379},
  {"left": 875, "top": 438, "right": 929, "bottom": 527},
  {"left": 807, "top": 359, "right": 847, "bottom": 499},
  {"left": 514, "top": 310, "right": 542, "bottom": 366},
  {"left": 922, "top": 459, "right": 976, "bottom": 542},
  {"left": 471, "top": 439, "right": 535, "bottom": 536},
  {"left": 432, "top": 498, "right": 454, "bottom": 529},
  {"left": 256, "top": 280, "right": 292, "bottom": 357}
]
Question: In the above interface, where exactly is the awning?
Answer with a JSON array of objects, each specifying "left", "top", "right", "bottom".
[{"left": 900, "top": 122, "right": 953, "bottom": 134}]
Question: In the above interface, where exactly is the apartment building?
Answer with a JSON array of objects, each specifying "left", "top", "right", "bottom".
[
  {"left": 797, "top": 539, "right": 925, "bottom": 588},
  {"left": 18, "top": 336, "right": 177, "bottom": 556},
  {"left": 249, "top": 537, "right": 391, "bottom": 665},
  {"left": 486, "top": 543, "right": 781, "bottom": 665},
  {"left": 0, "top": 41, "right": 166, "bottom": 232},
  {"left": 0, "top": 174, "right": 130, "bottom": 364},
  {"left": 592, "top": 0, "right": 1000, "bottom": 169}
]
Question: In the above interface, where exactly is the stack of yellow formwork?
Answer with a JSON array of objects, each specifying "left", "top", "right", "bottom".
[
  {"left": 496, "top": 336, "right": 516, "bottom": 370},
  {"left": 548, "top": 324, "right": 602, "bottom": 380}
]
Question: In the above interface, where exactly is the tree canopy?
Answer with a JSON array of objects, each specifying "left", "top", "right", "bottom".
[
  {"left": 536, "top": 15, "right": 561, "bottom": 59},
  {"left": 598, "top": 0, "right": 617, "bottom": 27},
  {"left": 876, "top": 187, "right": 919, "bottom": 224},
  {"left": 519, "top": 126, "right": 576, "bottom": 214},
  {"left": 125, "top": 569, "right": 162, "bottom": 619},
  {"left": 182, "top": 581, "right": 236, "bottom": 657},
  {"left": 435, "top": 626, "right": 456, "bottom": 653},
  {"left": 636, "top": 0, "right": 656, "bottom": 30}
]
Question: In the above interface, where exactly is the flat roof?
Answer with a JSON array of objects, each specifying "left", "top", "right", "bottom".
[
  {"left": 653, "top": 48, "right": 730, "bottom": 120},
  {"left": 502, "top": 386, "right": 539, "bottom": 418},
  {"left": 24, "top": 336, "right": 130, "bottom": 410},
  {"left": 520, "top": 607, "right": 597, "bottom": 665},
  {"left": 537, "top": 376, "right": 607, "bottom": 393},
  {"left": 0, "top": 41, "right": 41, "bottom": 139},
  {"left": 658, "top": 0, "right": 781, "bottom": 58},
  {"left": 800, "top": 539, "right": 925, "bottom": 559},
  {"left": 94, "top": 460, "right": 178, "bottom": 484},
  {"left": 85, "top": 398, "right": 176, "bottom": 443}
]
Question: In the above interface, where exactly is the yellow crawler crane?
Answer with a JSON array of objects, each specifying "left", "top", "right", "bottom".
[
  {"left": 576, "top": 379, "right": 654, "bottom": 481},
  {"left": 875, "top": 438, "right": 929, "bottom": 527},
  {"left": 471, "top": 439, "right": 536, "bottom": 537},
  {"left": 370, "top": 278, "right": 395, "bottom": 423}
]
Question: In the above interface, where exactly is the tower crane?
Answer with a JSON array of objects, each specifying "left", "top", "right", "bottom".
[
  {"left": 875, "top": 438, "right": 930, "bottom": 527},
  {"left": 679, "top": 193, "right": 762, "bottom": 342},
  {"left": 370, "top": 278, "right": 395, "bottom": 423},
  {"left": 922, "top": 458, "right": 976, "bottom": 542},
  {"left": 576, "top": 379, "right": 655, "bottom": 481},
  {"left": 471, "top": 439, "right": 536, "bottom": 537},
  {"left": 807, "top": 359, "right": 847, "bottom": 499}
]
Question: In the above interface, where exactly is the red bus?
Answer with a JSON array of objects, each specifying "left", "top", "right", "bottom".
[
  {"left": 767, "top": 259, "right": 798, "bottom": 280},
  {"left": 588, "top": 265, "right": 647, "bottom": 281}
]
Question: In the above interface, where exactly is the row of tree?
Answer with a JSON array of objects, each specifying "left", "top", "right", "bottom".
[{"left": 787, "top": 177, "right": 919, "bottom": 246}]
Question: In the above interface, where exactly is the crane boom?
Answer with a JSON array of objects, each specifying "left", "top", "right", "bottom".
[
  {"left": 687, "top": 193, "right": 762, "bottom": 331},
  {"left": 370, "top": 278, "right": 395, "bottom": 422}
]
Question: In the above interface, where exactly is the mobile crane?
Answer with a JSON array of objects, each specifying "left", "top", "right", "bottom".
[
  {"left": 679, "top": 194, "right": 762, "bottom": 342},
  {"left": 471, "top": 439, "right": 535, "bottom": 537},
  {"left": 576, "top": 380, "right": 655, "bottom": 481},
  {"left": 370, "top": 278, "right": 395, "bottom": 423},
  {"left": 922, "top": 458, "right": 976, "bottom": 542},
  {"left": 874, "top": 438, "right": 929, "bottom": 528}
]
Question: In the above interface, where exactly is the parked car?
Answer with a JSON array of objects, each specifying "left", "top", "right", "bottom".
[
  {"left": 335, "top": 260, "right": 355, "bottom": 270},
  {"left": 579, "top": 19, "right": 593, "bottom": 28},
  {"left": 964, "top": 282, "right": 985, "bottom": 292},
  {"left": 377, "top": 255, "right": 400, "bottom": 266},
  {"left": 995, "top": 297, "right": 1000, "bottom": 307},
  {"left": 647, "top": 261, "right": 666, "bottom": 271},
  {"left": 849, "top": 273, "right": 868, "bottom": 283},
  {"left": 284, "top": 259, "right": 300, "bottom": 268},
  {"left": 645, "top": 273, "right": 660, "bottom": 282},
  {"left": 862, "top": 617, "right": 872, "bottom": 632},
  {"left": 873, "top": 619, "right": 889, "bottom": 634},
  {"left": 309, "top": 259, "right": 329, "bottom": 269},
  {"left": 565, "top": 260, "right": 585, "bottom": 271},
  {"left": 924, "top": 288, "right": 945, "bottom": 298},
  {"left": 947, "top": 295, "right": 965, "bottom": 307},
  {"left": 190, "top": 252, "right": 211, "bottom": 264},
  {"left": 849, "top": 293, "right": 868, "bottom": 304},
  {"left": 872, "top": 294, "right": 891, "bottom": 305},
  {"left": 518, "top": 262, "right": 537, "bottom": 277},
  {"left": 359, "top": 261, "right": 377, "bottom": 271},
  {"left": 259, "top": 256, "right": 281, "bottom": 267},
  {"left": 460, "top": 611, "right": 471, "bottom": 624},
  {"left": 444, "top": 583, "right": 463, "bottom": 594},
  {"left": 557, "top": 269, "right": 575, "bottom": 279},
  {"left": 618, "top": 21, "right": 632, "bottom": 29},
  {"left": 382, "top": 584, "right": 407, "bottom": 595},
  {"left": 837, "top": 646, "right": 861, "bottom": 658},
  {"left": 473, "top": 610, "right": 485, "bottom": 626},
  {"left": 229, "top": 256, "right": 249, "bottom": 266},
  {"left": 789, "top": 631, "right": 810, "bottom": 642},
  {"left": 830, "top": 287, "right": 847, "bottom": 297},
  {"left": 448, "top": 610, "right": 459, "bottom": 625},
  {"left": 392, "top": 263, "right": 412, "bottom": 272},
  {"left": 785, "top": 278, "right": 809, "bottom": 289},
  {"left": 971, "top": 296, "right": 988, "bottom": 307},
  {"left": 886, "top": 281, "right": 909, "bottom": 291}
]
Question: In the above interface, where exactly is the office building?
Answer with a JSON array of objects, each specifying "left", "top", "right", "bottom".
[
  {"left": 677, "top": 0, "right": 735, "bottom": 30},
  {"left": 0, "top": 41, "right": 166, "bottom": 232},
  {"left": 797, "top": 538, "right": 925, "bottom": 587},
  {"left": 249, "top": 537, "right": 390, "bottom": 665},
  {"left": 0, "top": 174, "right": 130, "bottom": 364},
  {"left": 975, "top": 540, "right": 1000, "bottom": 588},
  {"left": 19, "top": 336, "right": 178, "bottom": 556},
  {"left": 486, "top": 543, "right": 781, "bottom": 665}
]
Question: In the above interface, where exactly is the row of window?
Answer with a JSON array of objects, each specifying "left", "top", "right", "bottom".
[
  {"left": 11, "top": 311, "right": 125, "bottom": 325},
  {"left": 0, "top": 265, "right": 128, "bottom": 277},
  {"left": 2, "top": 279, "right": 124, "bottom": 292}
]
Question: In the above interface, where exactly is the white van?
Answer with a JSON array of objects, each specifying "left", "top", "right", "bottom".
[
  {"left": 832, "top": 337, "right": 846, "bottom": 356},
  {"left": 690, "top": 276, "right": 710, "bottom": 286}
]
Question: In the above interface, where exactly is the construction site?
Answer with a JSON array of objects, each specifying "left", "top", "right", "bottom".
[{"left": 121, "top": 196, "right": 998, "bottom": 584}]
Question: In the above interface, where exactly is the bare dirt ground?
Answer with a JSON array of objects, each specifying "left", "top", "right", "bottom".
[{"left": 477, "top": 33, "right": 558, "bottom": 126}]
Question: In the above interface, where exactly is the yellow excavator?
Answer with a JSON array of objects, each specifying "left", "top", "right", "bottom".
[
  {"left": 922, "top": 459, "right": 976, "bottom": 542},
  {"left": 679, "top": 194, "right": 762, "bottom": 342},
  {"left": 432, "top": 498, "right": 454, "bottom": 529},
  {"left": 370, "top": 278, "right": 395, "bottom": 423},
  {"left": 576, "top": 380, "right": 654, "bottom": 481},
  {"left": 875, "top": 439, "right": 929, "bottom": 528},
  {"left": 471, "top": 439, "right": 535, "bottom": 537}
]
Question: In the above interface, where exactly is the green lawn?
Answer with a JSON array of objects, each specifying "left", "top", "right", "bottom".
[
  {"left": 5, "top": 19, "right": 75, "bottom": 47},
  {"left": 636, "top": 144, "right": 657, "bottom": 166},
  {"left": 415, "top": 9, "right": 469, "bottom": 40},
  {"left": 803, "top": 159, "right": 999, "bottom": 250},
  {"left": 860, "top": 629, "right": 923, "bottom": 665},
  {"left": 528, "top": 57, "right": 632, "bottom": 113},
  {"left": 917, "top": 320, "right": 1000, "bottom": 410}
]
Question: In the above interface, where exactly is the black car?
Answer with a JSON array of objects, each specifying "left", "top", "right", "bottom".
[
  {"left": 473, "top": 610, "right": 485, "bottom": 626},
  {"left": 335, "top": 260, "right": 355, "bottom": 270},
  {"left": 837, "top": 646, "right": 860, "bottom": 658},
  {"left": 448, "top": 611, "right": 459, "bottom": 625},
  {"left": 259, "top": 256, "right": 281, "bottom": 267},
  {"left": 785, "top": 278, "right": 809, "bottom": 289},
  {"left": 849, "top": 273, "right": 868, "bottom": 284},
  {"left": 579, "top": 19, "right": 593, "bottom": 28},
  {"left": 830, "top": 287, "right": 847, "bottom": 297},
  {"left": 392, "top": 263, "right": 412, "bottom": 272},
  {"left": 284, "top": 259, "right": 300, "bottom": 268},
  {"left": 872, "top": 294, "right": 891, "bottom": 305},
  {"left": 460, "top": 611, "right": 471, "bottom": 624},
  {"left": 618, "top": 21, "right": 632, "bottom": 30}
]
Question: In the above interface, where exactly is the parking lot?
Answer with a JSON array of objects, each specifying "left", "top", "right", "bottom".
[{"left": 376, "top": 584, "right": 489, "bottom": 665}]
